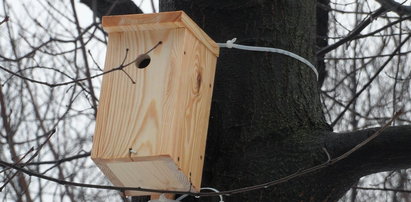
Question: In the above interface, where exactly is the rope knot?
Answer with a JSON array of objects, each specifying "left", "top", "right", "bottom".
[{"left": 226, "top": 38, "right": 237, "bottom": 48}]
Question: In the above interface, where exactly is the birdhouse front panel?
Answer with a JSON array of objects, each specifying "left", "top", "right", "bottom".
[{"left": 91, "top": 11, "right": 219, "bottom": 196}]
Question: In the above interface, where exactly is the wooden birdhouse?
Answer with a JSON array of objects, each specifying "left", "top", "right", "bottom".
[{"left": 91, "top": 11, "right": 219, "bottom": 196}]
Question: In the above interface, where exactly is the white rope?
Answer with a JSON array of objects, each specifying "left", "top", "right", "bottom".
[
  {"left": 217, "top": 38, "right": 319, "bottom": 81},
  {"left": 175, "top": 187, "right": 224, "bottom": 202},
  {"left": 199, "top": 187, "right": 224, "bottom": 202}
]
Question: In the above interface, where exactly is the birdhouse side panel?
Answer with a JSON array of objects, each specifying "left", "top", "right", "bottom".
[
  {"left": 176, "top": 30, "right": 218, "bottom": 190},
  {"left": 92, "top": 31, "right": 127, "bottom": 159},
  {"left": 188, "top": 47, "right": 217, "bottom": 189}
]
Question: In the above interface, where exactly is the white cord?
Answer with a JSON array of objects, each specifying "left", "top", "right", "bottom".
[
  {"left": 217, "top": 38, "right": 319, "bottom": 81},
  {"left": 200, "top": 187, "right": 224, "bottom": 202},
  {"left": 175, "top": 187, "right": 224, "bottom": 202}
]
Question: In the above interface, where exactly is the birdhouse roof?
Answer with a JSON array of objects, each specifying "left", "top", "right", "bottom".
[{"left": 102, "top": 11, "right": 219, "bottom": 56}]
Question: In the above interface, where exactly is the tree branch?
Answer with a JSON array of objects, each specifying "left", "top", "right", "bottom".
[
  {"left": 330, "top": 33, "right": 411, "bottom": 127},
  {"left": 316, "top": 7, "right": 387, "bottom": 56},
  {"left": 317, "top": 1, "right": 411, "bottom": 57},
  {"left": 353, "top": 186, "right": 411, "bottom": 194},
  {"left": 0, "top": 16, "right": 8, "bottom": 26},
  {"left": 0, "top": 129, "right": 55, "bottom": 191},
  {"left": 24, "top": 152, "right": 90, "bottom": 166},
  {"left": 80, "top": 0, "right": 143, "bottom": 20},
  {"left": 0, "top": 111, "right": 401, "bottom": 198},
  {"left": 375, "top": 0, "right": 411, "bottom": 16},
  {"left": 325, "top": 125, "right": 411, "bottom": 174},
  {"left": 0, "top": 42, "right": 162, "bottom": 88}
]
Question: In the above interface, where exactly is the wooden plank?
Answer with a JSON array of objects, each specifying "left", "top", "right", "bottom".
[
  {"left": 106, "top": 157, "right": 190, "bottom": 190},
  {"left": 92, "top": 28, "right": 186, "bottom": 160},
  {"left": 95, "top": 156, "right": 191, "bottom": 196},
  {"left": 102, "top": 11, "right": 182, "bottom": 31},
  {"left": 174, "top": 30, "right": 217, "bottom": 190},
  {"left": 93, "top": 159, "right": 125, "bottom": 187},
  {"left": 102, "top": 11, "right": 219, "bottom": 57}
]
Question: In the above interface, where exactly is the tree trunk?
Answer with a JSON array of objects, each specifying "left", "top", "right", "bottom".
[{"left": 161, "top": 1, "right": 333, "bottom": 201}]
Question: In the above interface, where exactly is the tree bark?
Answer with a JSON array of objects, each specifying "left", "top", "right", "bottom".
[
  {"left": 161, "top": 1, "right": 333, "bottom": 201},
  {"left": 316, "top": 0, "right": 330, "bottom": 86}
]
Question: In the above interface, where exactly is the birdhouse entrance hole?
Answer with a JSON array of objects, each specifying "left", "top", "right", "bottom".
[{"left": 135, "top": 54, "right": 151, "bottom": 69}]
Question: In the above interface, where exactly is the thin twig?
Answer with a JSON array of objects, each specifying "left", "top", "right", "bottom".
[
  {"left": 0, "top": 111, "right": 402, "bottom": 197},
  {"left": 330, "top": 34, "right": 411, "bottom": 127},
  {"left": 150, "top": 0, "right": 156, "bottom": 13},
  {"left": 0, "top": 16, "right": 8, "bottom": 26},
  {"left": 24, "top": 152, "right": 90, "bottom": 166},
  {"left": 0, "top": 129, "right": 55, "bottom": 191},
  {"left": 0, "top": 147, "right": 34, "bottom": 191},
  {"left": 353, "top": 186, "right": 411, "bottom": 193},
  {"left": 0, "top": 147, "right": 34, "bottom": 174},
  {"left": 88, "top": 50, "right": 104, "bottom": 72},
  {"left": 0, "top": 41, "right": 162, "bottom": 88},
  {"left": 317, "top": 7, "right": 387, "bottom": 56},
  {"left": 120, "top": 69, "right": 136, "bottom": 84}
]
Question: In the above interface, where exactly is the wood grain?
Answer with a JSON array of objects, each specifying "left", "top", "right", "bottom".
[
  {"left": 102, "top": 11, "right": 219, "bottom": 57},
  {"left": 92, "top": 11, "right": 218, "bottom": 196}
]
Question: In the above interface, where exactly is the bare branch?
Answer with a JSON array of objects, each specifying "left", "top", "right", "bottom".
[
  {"left": 330, "top": 34, "right": 411, "bottom": 127},
  {"left": 0, "top": 41, "right": 162, "bottom": 88},
  {"left": 317, "top": 7, "right": 387, "bottom": 56},
  {"left": 375, "top": 0, "right": 411, "bottom": 16},
  {"left": 0, "top": 129, "right": 55, "bottom": 191},
  {"left": 353, "top": 186, "right": 411, "bottom": 193},
  {"left": 0, "top": 111, "right": 402, "bottom": 197},
  {"left": 0, "top": 16, "right": 8, "bottom": 26},
  {"left": 25, "top": 152, "right": 90, "bottom": 166},
  {"left": 0, "top": 148, "right": 34, "bottom": 191}
]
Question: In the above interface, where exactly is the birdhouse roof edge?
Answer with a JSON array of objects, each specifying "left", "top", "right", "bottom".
[{"left": 102, "top": 11, "right": 219, "bottom": 56}]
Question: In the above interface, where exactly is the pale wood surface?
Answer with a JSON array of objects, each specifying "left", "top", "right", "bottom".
[
  {"left": 108, "top": 157, "right": 190, "bottom": 195},
  {"left": 92, "top": 11, "right": 218, "bottom": 195},
  {"left": 93, "top": 156, "right": 189, "bottom": 196},
  {"left": 102, "top": 11, "right": 219, "bottom": 57}
]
